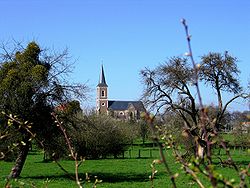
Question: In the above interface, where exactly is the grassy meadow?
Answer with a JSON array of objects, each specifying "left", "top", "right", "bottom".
[{"left": 1, "top": 147, "right": 249, "bottom": 188}]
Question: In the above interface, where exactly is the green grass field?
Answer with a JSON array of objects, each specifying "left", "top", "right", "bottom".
[{"left": 1, "top": 148, "right": 249, "bottom": 188}]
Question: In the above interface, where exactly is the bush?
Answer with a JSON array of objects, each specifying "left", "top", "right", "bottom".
[
  {"left": 73, "top": 115, "right": 135, "bottom": 159},
  {"left": 44, "top": 114, "right": 138, "bottom": 160},
  {"left": 232, "top": 123, "right": 250, "bottom": 146}
]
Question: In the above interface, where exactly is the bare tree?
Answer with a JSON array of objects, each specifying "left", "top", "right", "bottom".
[
  {"left": 200, "top": 52, "right": 246, "bottom": 129},
  {"left": 140, "top": 51, "right": 247, "bottom": 157},
  {"left": 141, "top": 57, "right": 199, "bottom": 131},
  {"left": 141, "top": 19, "right": 250, "bottom": 188}
]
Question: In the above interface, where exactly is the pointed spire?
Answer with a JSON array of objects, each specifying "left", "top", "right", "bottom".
[{"left": 97, "top": 64, "right": 108, "bottom": 87}]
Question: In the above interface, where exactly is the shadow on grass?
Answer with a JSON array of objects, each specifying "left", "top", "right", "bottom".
[
  {"left": 21, "top": 171, "right": 165, "bottom": 183},
  {"left": 213, "top": 160, "right": 250, "bottom": 166},
  {"left": 85, "top": 172, "right": 151, "bottom": 183}
]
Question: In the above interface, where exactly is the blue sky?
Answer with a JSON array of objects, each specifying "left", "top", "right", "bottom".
[{"left": 0, "top": 0, "right": 249, "bottom": 111}]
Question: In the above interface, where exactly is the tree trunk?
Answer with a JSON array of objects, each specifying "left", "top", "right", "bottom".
[
  {"left": 8, "top": 141, "right": 30, "bottom": 179},
  {"left": 217, "top": 90, "right": 223, "bottom": 112}
]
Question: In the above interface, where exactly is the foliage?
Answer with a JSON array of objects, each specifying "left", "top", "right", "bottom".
[
  {"left": 43, "top": 100, "right": 83, "bottom": 160},
  {"left": 160, "top": 111, "right": 193, "bottom": 149},
  {"left": 42, "top": 113, "right": 137, "bottom": 160},
  {"left": 137, "top": 119, "right": 150, "bottom": 144},
  {"left": 228, "top": 111, "right": 250, "bottom": 146},
  {"left": 232, "top": 124, "right": 250, "bottom": 147},
  {"left": 73, "top": 114, "right": 136, "bottom": 159},
  {"left": 0, "top": 41, "right": 87, "bottom": 178}
]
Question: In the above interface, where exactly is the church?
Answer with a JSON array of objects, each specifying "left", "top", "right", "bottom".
[{"left": 96, "top": 65, "right": 146, "bottom": 120}]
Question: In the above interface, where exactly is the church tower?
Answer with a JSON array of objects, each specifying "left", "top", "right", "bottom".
[{"left": 96, "top": 65, "right": 108, "bottom": 114}]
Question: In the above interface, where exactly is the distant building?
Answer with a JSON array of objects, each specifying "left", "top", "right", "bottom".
[{"left": 96, "top": 65, "right": 146, "bottom": 120}]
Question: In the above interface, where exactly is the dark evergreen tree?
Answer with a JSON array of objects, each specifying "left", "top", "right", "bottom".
[{"left": 0, "top": 42, "right": 87, "bottom": 178}]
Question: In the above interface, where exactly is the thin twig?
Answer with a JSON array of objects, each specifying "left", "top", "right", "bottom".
[{"left": 51, "top": 112, "right": 83, "bottom": 188}]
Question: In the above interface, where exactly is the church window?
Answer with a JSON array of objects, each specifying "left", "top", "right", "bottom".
[
  {"left": 101, "top": 90, "right": 105, "bottom": 97},
  {"left": 102, "top": 102, "right": 105, "bottom": 106}
]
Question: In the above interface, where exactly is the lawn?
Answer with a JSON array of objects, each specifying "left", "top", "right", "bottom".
[{"left": 1, "top": 148, "right": 249, "bottom": 188}]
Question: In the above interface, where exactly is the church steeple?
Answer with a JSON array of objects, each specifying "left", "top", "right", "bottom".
[
  {"left": 97, "top": 65, "right": 108, "bottom": 87},
  {"left": 96, "top": 65, "right": 108, "bottom": 114}
]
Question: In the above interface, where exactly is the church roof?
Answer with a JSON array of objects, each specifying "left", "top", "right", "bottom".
[
  {"left": 108, "top": 100, "right": 146, "bottom": 111},
  {"left": 97, "top": 65, "right": 108, "bottom": 87}
]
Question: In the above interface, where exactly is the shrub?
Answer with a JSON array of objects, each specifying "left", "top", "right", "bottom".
[{"left": 74, "top": 115, "right": 135, "bottom": 159}]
